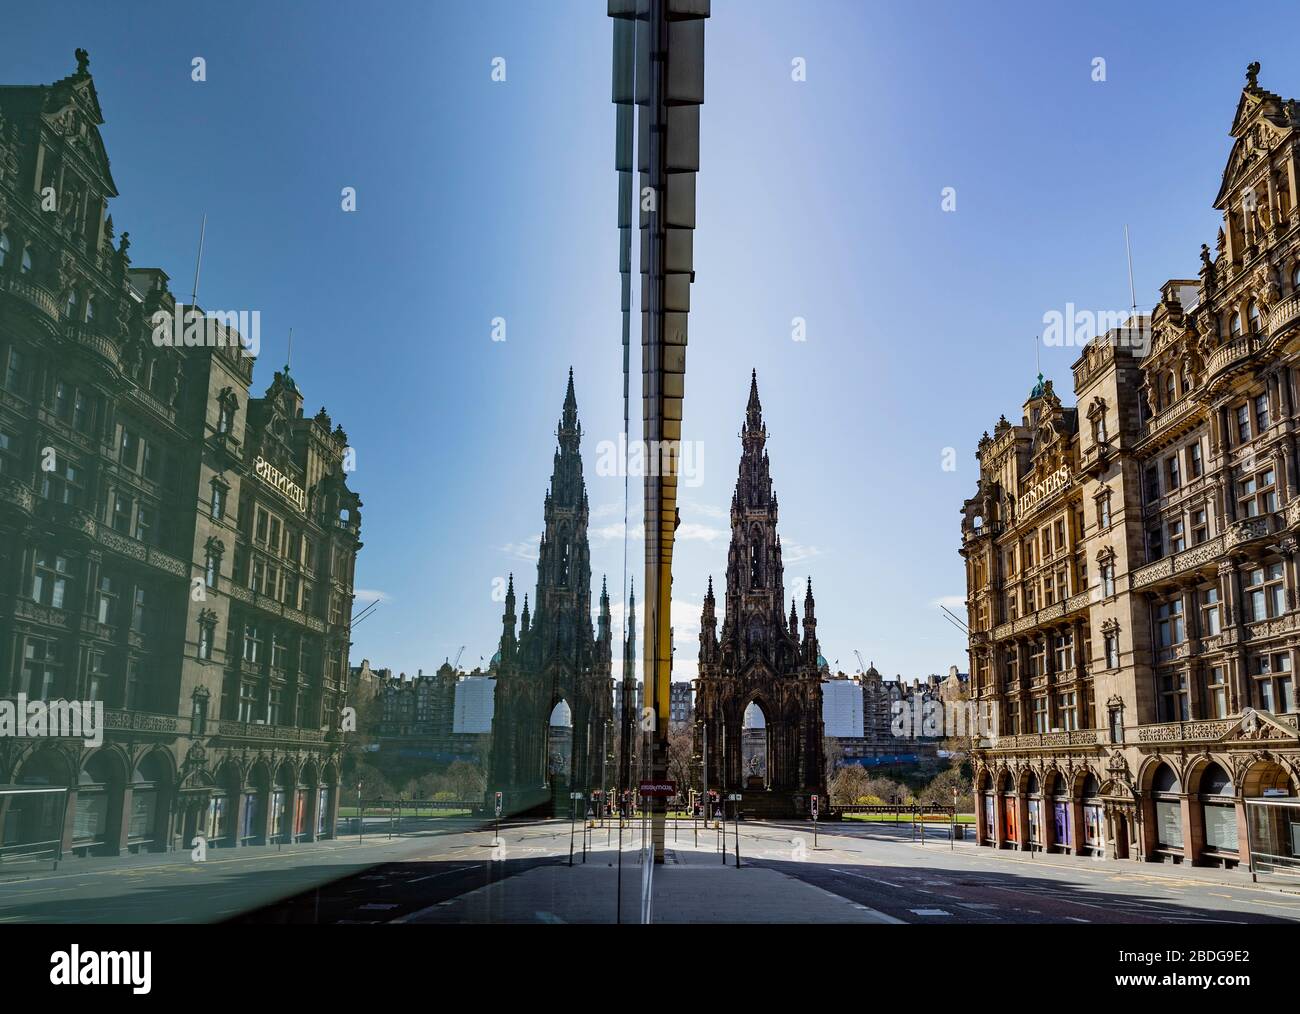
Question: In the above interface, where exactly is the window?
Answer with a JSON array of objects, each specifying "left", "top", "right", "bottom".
[
  {"left": 1032, "top": 696, "right": 1049, "bottom": 733},
  {"left": 40, "top": 453, "right": 83, "bottom": 506},
  {"left": 1104, "top": 631, "right": 1119, "bottom": 669},
  {"left": 1248, "top": 300, "right": 1261, "bottom": 334},
  {"left": 1004, "top": 590, "right": 1018, "bottom": 621},
  {"left": 243, "top": 625, "right": 262, "bottom": 664},
  {"left": 1155, "top": 599, "right": 1185, "bottom": 648},
  {"left": 1166, "top": 454, "right": 1180, "bottom": 491},
  {"left": 205, "top": 551, "right": 219, "bottom": 589},
  {"left": 1244, "top": 562, "right": 1285, "bottom": 621},
  {"left": 255, "top": 509, "right": 268, "bottom": 543},
  {"left": 1235, "top": 403, "right": 1250, "bottom": 444},
  {"left": 20, "top": 246, "right": 33, "bottom": 275},
  {"left": 1230, "top": 311, "right": 1242, "bottom": 339},
  {"left": 135, "top": 505, "right": 154, "bottom": 545},
  {"left": 65, "top": 290, "right": 78, "bottom": 318},
  {"left": 1200, "top": 585, "right": 1221, "bottom": 636},
  {"left": 53, "top": 379, "right": 72, "bottom": 420},
  {"left": 1054, "top": 518, "right": 1065, "bottom": 552},
  {"left": 0, "top": 427, "right": 17, "bottom": 475},
  {"left": 251, "top": 558, "right": 264, "bottom": 594},
  {"left": 1250, "top": 653, "right": 1294, "bottom": 713},
  {"left": 141, "top": 441, "right": 160, "bottom": 481},
  {"left": 1192, "top": 508, "right": 1208, "bottom": 545},
  {"left": 131, "top": 586, "right": 149, "bottom": 634},
  {"left": 217, "top": 401, "right": 233, "bottom": 434},
  {"left": 1109, "top": 705, "right": 1124, "bottom": 743},
  {"left": 1189, "top": 441, "right": 1203, "bottom": 479},
  {"left": 1254, "top": 393, "right": 1270, "bottom": 433},
  {"left": 269, "top": 517, "right": 282, "bottom": 556},
  {"left": 1101, "top": 561, "right": 1115, "bottom": 598},
  {"left": 3, "top": 348, "right": 25, "bottom": 394},
  {"left": 1098, "top": 494, "right": 1111, "bottom": 529},
  {"left": 1205, "top": 665, "right": 1228, "bottom": 719},
  {"left": 1043, "top": 572, "right": 1055, "bottom": 606},
  {"left": 198, "top": 620, "right": 214, "bottom": 662},
  {"left": 97, "top": 574, "right": 118, "bottom": 625},
  {"left": 238, "top": 682, "right": 258, "bottom": 723},
  {"left": 20, "top": 637, "right": 61, "bottom": 700},
  {"left": 1158, "top": 671, "right": 1190, "bottom": 721},
  {"left": 1238, "top": 468, "right": 1277, "bottom": 518},
  {"left": 111, "top": 492, "right": 133, "bottom": 534},
  {"left": 1056, "top": 691, "right": 1078, "bottom": 731},
  {"left": 1028, "top": 638, "right": 1046, "bottom": 679},
  {"left": 0, "top": 231, "right": 8, "bottom": 267},
  {"left": 192, "top": 693, "right": 209, "bottom": 733},
  {"left": 1168, "top": 518, "right": 1185, "bottom": 554},
  {"left": 1144, "top": 466, "right": 1160, "bottom": 504},
  {"left": 32, "top": 551, "right": 71, "bottom": 608},
  {"left": 1053, "top": 631, "right": 1074, "bottom": 672},
  {"left": 120, "top": 428, "right": 140, "bottom": 470},
  {"left": 271, "top": 633, "right": 287, "bottom": 671},
  {"left": 1148, "top": 527, "right": 1163, "bottom": 561},
  {"left": 210, "top": 482, "right": 225, "bottom": 520},
  {"left": 1163, "top": 372, "right": 1176, "bottom": 408},
  {"left": 72, "top": 389, "right": 90, "bottom": 432}
]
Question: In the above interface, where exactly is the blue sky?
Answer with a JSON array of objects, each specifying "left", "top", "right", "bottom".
[{"left": 8, "top": 0, "right": 1298, "bottom": 683}]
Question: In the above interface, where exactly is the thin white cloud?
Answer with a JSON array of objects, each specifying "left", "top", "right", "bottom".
[
  {"left": 500, "top": 535, "right": 541, "bottom": 561},
  {"left": 931, "top": 595, "right": 967, "bottom": 611},
  {"left": 353, "top": 588, "right": 391, "bottom": 607}
]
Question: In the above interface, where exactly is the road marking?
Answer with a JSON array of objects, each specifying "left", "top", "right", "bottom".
[{"left": 910, "top": 908, "right": 951, "bottom": 917}]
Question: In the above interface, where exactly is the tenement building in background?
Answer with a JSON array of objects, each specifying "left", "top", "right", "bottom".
[
  {"left": 961, "top": 65, "right": 1300, "bottom": 874},
  {"left": 369, "top": 662, "right": 494, "bottom": 763},
  {"left": 0, "top": 52, "right": 362, "bottom": 859}
]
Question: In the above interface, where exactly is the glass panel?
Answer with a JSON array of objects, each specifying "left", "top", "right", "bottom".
[{"left": 1204, "top": 803, "right": 1238, "bottom": 852}]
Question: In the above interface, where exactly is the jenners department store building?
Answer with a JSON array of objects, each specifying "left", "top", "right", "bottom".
[
  {"left": 960, "top": 66, "right": 1300, "bottom": 877},
  {"left": 0, "top": 53, "right": 363, "bottom": 860}
]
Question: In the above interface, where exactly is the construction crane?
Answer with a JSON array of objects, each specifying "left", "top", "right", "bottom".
[
  {"left": 854, "top": 650, "right": 867, "bottom": 675},
  {"left": 452, "top": 646, "right": 464, "bottom": 670}
]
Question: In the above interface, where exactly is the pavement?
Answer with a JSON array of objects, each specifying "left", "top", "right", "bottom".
[{"left": 5, "top": 815, "right": 1300, "bottom": 924}]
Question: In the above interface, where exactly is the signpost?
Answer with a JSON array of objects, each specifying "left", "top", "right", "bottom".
[
  {"left": 729, "top": 793, "right": 742, "bottom": 867},
  {"left": 811, "top": 793, "right": 819, "bottom": 849},
  {"left": 568, "top": 791, "right": 583, "bottom": 866},
  {"left": 494, "top": 790, "right": 502, "bottom": 853}
]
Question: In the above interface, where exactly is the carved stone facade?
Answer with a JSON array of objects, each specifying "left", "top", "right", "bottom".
[
  {"left": 695, "top": 372, "right": 827, "bottom": 818},
  {"left": 0, "top": 53, "right": 361, "bottom": 858},
  {"left": 960, "top": 66, "right": 1300, "bottom": 870}
]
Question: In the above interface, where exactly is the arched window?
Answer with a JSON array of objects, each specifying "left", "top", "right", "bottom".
[
  {"left": 1199, "top": 761, "right": 1238, "bottom": 856},
  {"left": 0, "top": 231, "right": 9, "bottom": 268},
  {"left": 1229, "top": 312, "right": 1242, "bottom": 339},
  {"left": 1247, "top": 300, "right": 1260, "bottom": 334},
  {"left": 20, "top": 246, "right": 33, "bottom": 275},
  {"left": 1152, "top": 762, "right": 1184, "bottom": 850},
  {"left": 1163, "top": 371, "right": 1176, "bottom": 407},
  {"left": 1293, "top": 264, "right": 1300, "bottom": 292}
]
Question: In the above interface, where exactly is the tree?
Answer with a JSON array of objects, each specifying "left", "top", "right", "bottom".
[
  {"left": 667, "top": 724, "right": 695, "bottom": 799},
  {"left": 822, "top": 736, "right": 844, "bottom": 791},
  {"left": 919, "top": 764, "right": 973, "bottom": 810},
  {"left": 830, "top": 764, "right": 869, "bottom": 806},
  {"left": 446, "top": 759, "right": 486, "bottom": 800}
]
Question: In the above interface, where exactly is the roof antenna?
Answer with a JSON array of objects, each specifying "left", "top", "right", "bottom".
[
  {"left": 1124, "top": 223, "right": 1139, "bottom": 335},
  {"left": 189, "top": 212, "right": 207, "bottom": 306}
]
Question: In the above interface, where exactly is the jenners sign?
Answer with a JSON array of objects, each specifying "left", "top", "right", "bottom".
[
  {"left": 1016, "top": 465, "right": 1071, "bottom": 520},
  {"left": 254, "top": 455, "right": 306, "bottom": 512}
]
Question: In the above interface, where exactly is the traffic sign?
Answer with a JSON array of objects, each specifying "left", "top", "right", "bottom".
[{"left": 727, "top": 793, "right": 741, "bottom": 801}]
